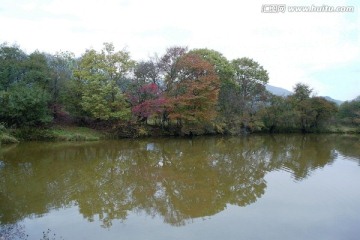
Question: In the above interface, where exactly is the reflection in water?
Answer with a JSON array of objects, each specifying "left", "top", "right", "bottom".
[
  {"left": 0, "top": 134, "right": 358, "bottom": 229},
  {"left": 0, "top": 223, "right": 27, "bottom": 240}
]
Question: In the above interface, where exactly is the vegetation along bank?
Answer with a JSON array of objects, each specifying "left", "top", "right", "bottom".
[{"left": 0, "top": 43, "right": 359, "bottom": 144}]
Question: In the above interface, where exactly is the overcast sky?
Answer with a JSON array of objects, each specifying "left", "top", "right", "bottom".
[{"left": 0, "top": 0, "right": 359, "bottom": 101}]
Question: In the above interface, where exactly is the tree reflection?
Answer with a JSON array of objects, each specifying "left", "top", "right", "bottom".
[
  {"left": 0, "top": 134, "right": 354, "bottom": 228},
  {"left": 333, "top": 135, "right": 360, "bottom": 165}
]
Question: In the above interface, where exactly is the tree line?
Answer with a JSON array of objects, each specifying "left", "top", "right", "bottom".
[{"left": 0, "top": 42, "right": 358, "bottom": 136}]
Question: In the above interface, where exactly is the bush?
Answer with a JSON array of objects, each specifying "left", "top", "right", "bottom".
[
  {"left": 0, "top": 133, "right": 19, "bottom": 144},
  {"left": 0, "top": 84, "right": 52, "bottom": 126},
  {"left": 14, "top": 127, "right": 56, "bottom": 141},
  {"left": 0, "top": 123, "right": 19, "bottom": 144}
]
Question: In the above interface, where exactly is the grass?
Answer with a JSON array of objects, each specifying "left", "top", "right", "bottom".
[
  {"left": 0, "top": 132, "right": 19, "bottom": 144},
  {"left": 326, "top": 125, "right": 360, "bottom": 134},
  {"left": 12, "top": 126, "right": 105, "bottom": 142},
  {"left": 0, "top": 123, "right": 19, "bottom": 145},
  {"left": 47, "top": 126, "right": 104, "bottom": 141}
]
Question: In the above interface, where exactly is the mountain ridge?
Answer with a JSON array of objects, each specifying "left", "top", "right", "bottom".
[{"left": 265, "top": 84, "right": 344, "bottom": 105}]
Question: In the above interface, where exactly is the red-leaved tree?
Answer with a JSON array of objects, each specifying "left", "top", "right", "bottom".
[
  {"left": 166, "top": 53, "right": 220, "bottom": 125},
  {"left": 130, "top": 83, "right": 167, "bottom": 123}
]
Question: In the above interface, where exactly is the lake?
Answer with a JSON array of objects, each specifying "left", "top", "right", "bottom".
[{"left": 0, "top": 134, "right": 359, "bottom": 240}]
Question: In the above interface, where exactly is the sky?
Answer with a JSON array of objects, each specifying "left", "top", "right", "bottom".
[{"left": 0, "top": 0, "right": 359, "bottom": 101}]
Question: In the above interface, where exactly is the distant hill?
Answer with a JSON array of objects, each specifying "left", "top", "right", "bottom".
[
  {"left": 323, "top": 96, "right": 343, "bottom": 105},
  {"left": 266, "top": 84, "right": 343, "bottom": 105},
  {"left": 265, "top": 84, "right": 292, "bottom": 96}
]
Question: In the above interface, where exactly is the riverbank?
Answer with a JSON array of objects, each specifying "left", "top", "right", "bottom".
[
  {"left": 0, "top": 126, "right": 104, "bottom": 145},
  {"left": 0, "top": 123, "right": 359, "bottom": 145},
  {"left": 0, "top": 123, "right": 173, "bottom": 144}
]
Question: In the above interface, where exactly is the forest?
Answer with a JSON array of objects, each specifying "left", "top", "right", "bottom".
[{"left": 0, "top": 42, "right": 359, "bottom": 142}]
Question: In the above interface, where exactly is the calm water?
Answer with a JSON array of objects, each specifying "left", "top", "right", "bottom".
[{"left": 0, "top": 134, "right": 359, "bottom": 240}]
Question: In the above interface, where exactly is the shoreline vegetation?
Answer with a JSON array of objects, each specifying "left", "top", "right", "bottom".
[
  {"left": 1, "top": 123, "right": 359, "bottom": 145},
  {"left": 0, "top": 42, "right": 359, "bottom": 145}
]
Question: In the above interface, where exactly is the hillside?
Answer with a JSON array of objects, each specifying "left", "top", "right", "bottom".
[
  {"left": 265, "top": 84, "right": 292, "bottom": 96},
  {"left": 266, "top": 84, "right": 343, "bottom": 105}
]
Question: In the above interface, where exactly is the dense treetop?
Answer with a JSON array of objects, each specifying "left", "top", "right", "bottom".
[{"left": 0, "top": 42, "right": 358, "bottom": 135}]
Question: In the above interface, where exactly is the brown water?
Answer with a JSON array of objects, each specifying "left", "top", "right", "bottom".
[{"left": 0, "top": 134, "right": 359, "bottom": 240}]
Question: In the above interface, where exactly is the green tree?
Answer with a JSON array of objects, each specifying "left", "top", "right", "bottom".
[
  {"left": 338, "top": 97, "right": 360, "bottom": 126},
  {"left": 189, "top": 49, "right": 234, "bottom": 82},
  {"left": 286, "top": 83, "right": 338, "bottom": 132},
  {"left": 0, "top": 43, "right": 52, "bottom": 126},
  {"left": 46, "top": 51, "right": 76, "bottom": 117},
  {"left": 231, "top": 57, "right": 269, "bottom": 130},
  {"left": 22, "top": 51, "right": 51, "bottom": 89},
  {"left": 309, "top": 97, "right": 337, "bottom": 130},
  {"left": 289, "top": 83, "right": 314, "bottom": 132},
  {"left": 292, "top": 83, "right": 312, "bottom": 102},
  {"left": 0, "top": 43, "right": 27, "bottom": 91},
  {"left": 74, "top": 43, "right": 134, "bottom": 120},
  {"left": 0, "top": 83, "right": 51, "bottom": 126},
  {"left": 134, "top": 59, "right": 161, "bottom": 86},
  {"left": 260, "top": 94, "right": 298, "bottom": 132}
]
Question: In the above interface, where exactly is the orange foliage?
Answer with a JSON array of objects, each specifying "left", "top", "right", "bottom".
[{"left": 166, "top": 53, "right": 220, "bottom": 123}]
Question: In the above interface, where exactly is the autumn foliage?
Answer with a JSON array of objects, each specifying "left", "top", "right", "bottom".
[
  {"left": 1, "top": 42, "right": 348, "bottom": 136},
  {"left": 165, "top": 53, "right": 220, "bottom": 124},
  {"left": 130, "top": 83, "right": 167, "bottom": 122}
]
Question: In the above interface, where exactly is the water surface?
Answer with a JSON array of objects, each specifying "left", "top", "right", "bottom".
[{"left": 0, "top": 134, "right": 359, "bottom": 239}]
